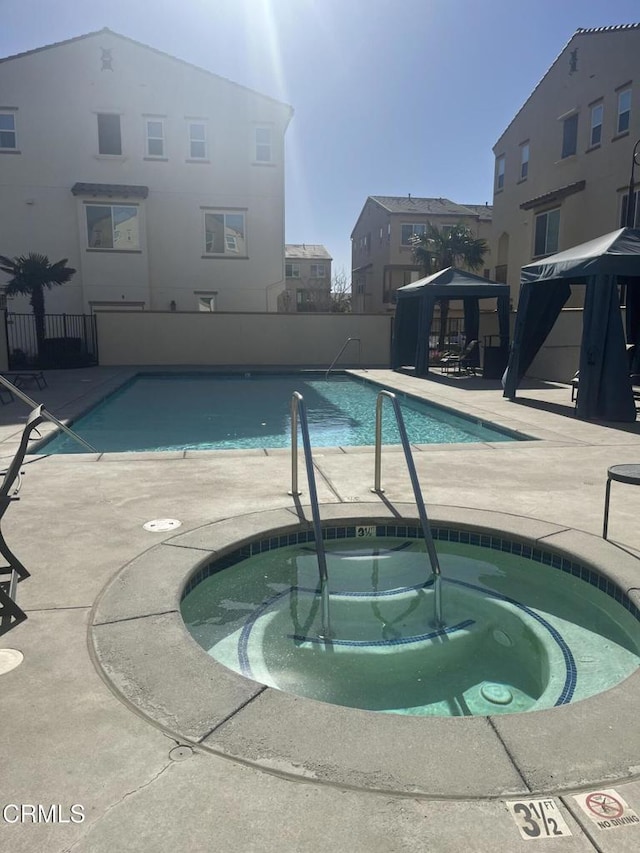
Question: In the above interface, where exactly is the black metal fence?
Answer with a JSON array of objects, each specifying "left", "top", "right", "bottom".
[{"left": 5, "top": 313, "right": 99, "bottom": 369}]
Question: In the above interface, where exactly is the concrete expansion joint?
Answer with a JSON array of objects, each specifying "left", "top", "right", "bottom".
[
  {"left": 535, "top": 528, "right": 572, "bottom": 541},
  {"left": 486, "top": 716, "right": 530, "bottom": 792},
  {"left": 197, "top": 685, "right": 268, "bottom": 743},
  {"left": 92, "top": 608, "right": 178, "bottom": 627},
  {"left": 25, "top": 604, "right": 92, "bottom": 613}
]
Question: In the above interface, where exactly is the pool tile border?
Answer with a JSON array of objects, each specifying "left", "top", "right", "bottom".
[{"left": 181, "top": 522, "right": 640, "bottom": 623}]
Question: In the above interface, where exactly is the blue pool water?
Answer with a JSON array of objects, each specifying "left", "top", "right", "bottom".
[{"left": 39, "top": 372, "right": 526, "bottom": 454}]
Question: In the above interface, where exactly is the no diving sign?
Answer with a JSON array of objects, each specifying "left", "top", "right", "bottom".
[{"left": 573, "top": 789, "right": 640, "bottom": 830}]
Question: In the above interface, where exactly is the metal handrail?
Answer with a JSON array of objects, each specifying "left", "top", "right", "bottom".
[
  {"left": 371, "top": 390, "right": 443, "bottom": 626},
  {"left": 325, "top": 336, "right": 361, "bottom": 379},
  {"left": 289, "top": 392, "right": 332, "bottom": 639},
  {"left": 0, "top": 375, "right": 98, "bottom": 453}
]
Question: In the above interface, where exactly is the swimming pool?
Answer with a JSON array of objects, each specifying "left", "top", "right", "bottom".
[
  {"left": 39, "top": 372, "right": 526, "bottom": 453},
  {"left": 181, "top": 522, "right": 640, "bottom": 717}
]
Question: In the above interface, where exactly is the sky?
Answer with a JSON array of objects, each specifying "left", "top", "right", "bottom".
[{"left": 1, "top": 0, "right": 640, "bottom": 281}]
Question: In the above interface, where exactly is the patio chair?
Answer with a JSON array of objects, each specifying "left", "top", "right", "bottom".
[
  {"left": 440, "top": 340, "right": 479, "bottom": 375},
  {"left": 0, "top": 404, "right": 47, "bottom": 635}
]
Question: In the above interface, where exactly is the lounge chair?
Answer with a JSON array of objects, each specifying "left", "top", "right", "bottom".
[
  {"left": 0, "top": 405, "right": 47, "bottom": 635},
  {"left": 440, "top": 340, "right": 479, "bottom": 375}
]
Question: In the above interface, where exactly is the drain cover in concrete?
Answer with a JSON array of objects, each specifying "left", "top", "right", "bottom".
[
  {"left": 0, "top": 648, "right": 24, "bottom": 675},
  {"left": 143, "top": 519, "right": 182, "bottom": 533}
]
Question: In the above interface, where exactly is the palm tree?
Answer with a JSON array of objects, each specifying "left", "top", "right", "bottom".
[
  {"left": 411, "top": 224, "right": 488, "bottom": 351},
  {"left": 0, "top": 253, "right": 76, "bottom": 356},
  {"left": 411, "top": 223, "right": 488, "bottom": 277}
]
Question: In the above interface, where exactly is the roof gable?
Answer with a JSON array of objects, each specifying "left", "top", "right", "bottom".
[
  {"left": 494, "top": 23, "right": 640, "bottom": 149},
  {"left": 0, "top": 27, "right": 293, "bottom": 114}
]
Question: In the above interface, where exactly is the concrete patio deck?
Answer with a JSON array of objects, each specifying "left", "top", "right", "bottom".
[{"left": 2, "top": 366, "right": 640, "bottom": 852}]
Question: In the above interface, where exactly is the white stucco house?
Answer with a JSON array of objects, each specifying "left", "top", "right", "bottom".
[{"left": 0, "top": 28, "right": 293, "bottom": 314}]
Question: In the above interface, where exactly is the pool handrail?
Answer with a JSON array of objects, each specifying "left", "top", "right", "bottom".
[
  {"left": 325, "top": 337, "right": 361, "bottom": 379},
  {"left": 289, "top": 391, "right": 332, "bottom": 639},
  {"left": 371, "top": 390, "right": 443, "bottom": 627},
  {"left": 0, "top": 375, "right": 98, "bottom": 453}
]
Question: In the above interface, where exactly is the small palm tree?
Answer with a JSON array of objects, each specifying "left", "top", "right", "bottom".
[
  {"left": 411, "top": 223, "right": 488, "bottom": 277},
  {"left": 411, "top": 224, "right": 488, "bottom": 351},
  {"left": 0, "top": 252, "right": 76, "bottom": 355}
]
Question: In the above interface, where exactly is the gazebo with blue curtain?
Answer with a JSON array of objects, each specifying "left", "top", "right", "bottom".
[
  {"left": 503, "top": 227, "right": 640, "bottom": 422},
  {"left": 391, "top": 267, "right": 511, "bottom": 376}
]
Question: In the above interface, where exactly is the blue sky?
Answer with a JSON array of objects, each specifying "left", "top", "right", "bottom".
[{"left": 1, "top": 0, "right": 639, "bottom": 281}]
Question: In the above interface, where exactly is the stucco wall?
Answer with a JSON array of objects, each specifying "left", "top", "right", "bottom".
[
  {"left": 0, "top": 31, "right": 291, "bottom": 315},
  {"left": 96, "top": 311, "right": 391, "bottom": 367}
]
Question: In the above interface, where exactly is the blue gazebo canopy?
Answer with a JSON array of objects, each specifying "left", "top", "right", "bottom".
[
  {"left": 503, "top": 228, "right": 640, "bottom": 422},
  {"left": 391, "top": 267, "right": 510, "bottom": 375}
]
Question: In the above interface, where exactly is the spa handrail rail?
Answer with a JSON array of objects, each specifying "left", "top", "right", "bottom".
[
  {"left": 371, "top": 390, "right": 443, "bottom": 626},
  {"left": 325, "top": 337, "right": 361, "bottom": 379},
  {"left": 0, "top": 375, "right": 97, "bottom": 453},
  {"left": 289, "top": 392, "right": 331, "bottom": 638}
]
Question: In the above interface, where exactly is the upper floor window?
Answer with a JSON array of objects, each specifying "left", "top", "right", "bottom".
[
  {"left": 617, "top": 88, "right": 631, "bottom": 134},
  {"left": 0, "top": 112, "right": 17, "bottom": 150},
  {"left": 285, "top": 262, "right": 300, "bottom": 278},
  {"left": 310, "top": 263, "right": 326, "bottom": 278},
  {"left": 534, "top": 208, "right": 560, "bottom": 257},
  {"left": 97, "top": 113, "right": 122, "bottom": 155},
  {"left": 401, "top": 223, "right": 427, "bottom": 245},
  {"left": 204, "top": 211, "right": 246, "bottom": 255},
  {"left": 561, "top": 114, "right": 578, "bottom": 158},
  {"left": 188, "top": 121, "right": 207, "bottom": 159},
  {"left": 255, "top": 127, "right": 272, "bottom": 162},
  {"left": 145, "top": 119, "right": 165, "bottom": 157},
  {"left": 495, "top": 155, "right": 505, "bottom": 190},
  {"left": 590, "top": 103, "right": 603, "bottom": 146},
  {"left": 86, "top": 204, "right": 139, "bottom": 250},
  {"left": 520, "top": 143, "right": 529, "bottom": 180}
]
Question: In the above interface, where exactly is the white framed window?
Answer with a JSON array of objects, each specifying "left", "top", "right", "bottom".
[
  {"left": 561, "top": 114, "right": 578, "bottom": 158},
  {"left": 534, "top": 208, "right": 560, "bottom": 257},
  {"left": 401, "top": 223, "right": 427, "bottom": 245},
  {"left": 255, "top": 127, "right": 272, "bottom": 162},
  {"left": 204, "top": 211, "right": 246, "bottom": 255},
  {"left": 188, "top": 121, "right": 207, "bottom": 159},
  {"left": 195, "top": 292, "right": 217, "bottom": 312},
  {"left": 285, "top": 262, "right": 300, "bottom": 278},
  {"left": 145, "top": 118, "right": 165, "bottom": 157},
  {"left": 86, "top": 204, "right": 139, "bottom": 250},
  {"left": 97, "top": 113, "right": 122, "bottom": 155},
  {"left": 520, "top": 142, "right": 529, "bottom": 179},
  {"left": 590, "top": 103, "right": 603, "bottom": 146},
  {"left": 617, "top": 88, "right": 631, "bottom": 134},
  {"left": 495, "top": 155, "right": 505, "bottom": 190},
  {"left": 310, "top": 263, "right": 326, "bottom": 278},
  {"left": 0, "top": 112, "right": 17, "bottom": 150}
]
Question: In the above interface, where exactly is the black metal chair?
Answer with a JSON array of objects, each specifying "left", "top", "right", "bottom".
[
  {"left": 440, "top": 340, "right": 479, "bottom": 375},
  {"left": 0, "top": 405, "right": 47, "bottom": 635}
]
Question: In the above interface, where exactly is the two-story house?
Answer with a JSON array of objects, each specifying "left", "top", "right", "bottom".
[
  {"left": 280, "top": 245, "right": 332, "bottom": 312},
  {"left": 491, "top": 23, "right": 640, "bottom": 306},
  {"left": 350, "top": 196, "right": 492, "bottom": 314},
  {"left": 0, "top": 28, "right": 293, "bottom": 314}
]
